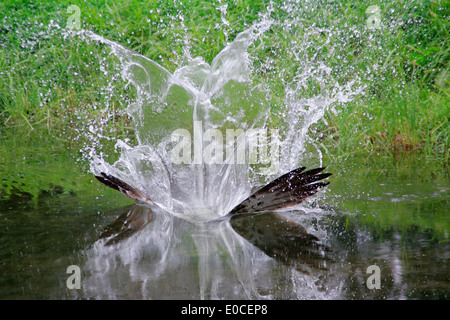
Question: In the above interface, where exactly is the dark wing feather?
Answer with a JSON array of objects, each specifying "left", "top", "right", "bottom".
[
  {"left": 228, "top": 167, "right": 331, "bottom": 215},
  {"left": 95, "top": 172, "right": 154, "bottom": 204}
]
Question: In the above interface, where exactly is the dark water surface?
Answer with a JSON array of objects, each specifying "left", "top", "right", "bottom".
[{"left": 1, "top": 151, "right": 448, "bottom": 299}]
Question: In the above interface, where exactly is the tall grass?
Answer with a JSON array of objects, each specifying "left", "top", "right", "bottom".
[{"left": 0, "top": 0, "right": 448, "bottom": 165}]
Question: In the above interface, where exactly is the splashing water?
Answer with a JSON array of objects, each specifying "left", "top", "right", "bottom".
[
  {"left": 73, "top": 5, "right": 363, "bottom": 299},
  {"left": 2, "top": 1, "right": 447, "bottom": 301},
  {"left": 80, "top": 20, "right": 361, "bottom": 218},
  {"left": 82, "top": 21, "right": 275, "bottom": 220}
]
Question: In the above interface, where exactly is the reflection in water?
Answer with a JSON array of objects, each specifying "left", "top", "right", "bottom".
[
  {"left": 99, "top": 205, "right": 334, "bottom": 272},
  {"left": 86, "top": 163, "right": 335, "bottom": 299},
  {"left": 99, "top": 205, "right": 153, "bottom": 246},
  {"left": 0, "top": 181, "right": 447, "bottom": 300},
  {"left": 82, "top": 205, "right": 337, "bottom": 299},
  {"left": 230, "top": 213, "right": 333, "bottom": 274},
  {"left": 79, "top": 200, "right": 448, "bottom": 300}
]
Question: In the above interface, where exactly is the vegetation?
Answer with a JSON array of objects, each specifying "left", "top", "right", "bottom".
[{"left": 0, "top": 0, "right": 448, "bottom": 199}]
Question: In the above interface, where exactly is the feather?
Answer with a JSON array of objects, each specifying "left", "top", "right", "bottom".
[
  {"left": 95, "top": 172, "right": 154, "bottom": 204},
  {"left": 228, "top": 167, "right": 331, "bottom": 215}
]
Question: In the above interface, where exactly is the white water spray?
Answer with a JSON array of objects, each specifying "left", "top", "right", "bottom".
[{"left": 75, "top": 4, "right": 362, "bottom": 299}]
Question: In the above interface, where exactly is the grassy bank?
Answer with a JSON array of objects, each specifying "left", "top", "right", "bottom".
[{"left": 1, "top": 0, "right": 448, "bottom": 167}]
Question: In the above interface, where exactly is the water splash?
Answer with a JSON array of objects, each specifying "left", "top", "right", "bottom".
[
  {"left": 73, "top": 4, "right": 362, "bottom": 299},
  {"left": 80, "top": 23, "right": 276, "bottom": 218},
  {"left": 79, "top": 17, "right": 361, "bottom": 218}
]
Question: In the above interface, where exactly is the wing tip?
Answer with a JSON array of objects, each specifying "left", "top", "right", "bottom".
[
  {"left": 229, "top": 165, "right": 332, "bottom": 215},
  {"left": 94, "top": 172, "right": 153, "bottom": 205}
]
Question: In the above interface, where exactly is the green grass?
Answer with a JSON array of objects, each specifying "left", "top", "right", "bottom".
[
  {"left": 0, "top": 0, "right": 448, "bottom": 191},
  {"left": 317, "top": 83, "right": 448, "bottom": 161},
  {"left": 1, "top": 0, "right": 447, "bottom": 158}
]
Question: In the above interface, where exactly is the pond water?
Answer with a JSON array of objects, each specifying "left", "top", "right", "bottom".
[
  {"left": 0, "top": 150, "right": 448, "bottom": 299},
  {"left": 1, "top": 3, "right": 448, "bottom": 300}
]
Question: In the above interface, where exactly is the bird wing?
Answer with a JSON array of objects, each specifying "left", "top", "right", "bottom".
[
  {"left": 95, "top": 172, "right": 154, "bottom": 204},
  {"left": 95, "top": 166, "right": 331, "bottom": 215},
  {"left": 228, "top": 166, "right": 331, "bottom": 215}
]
